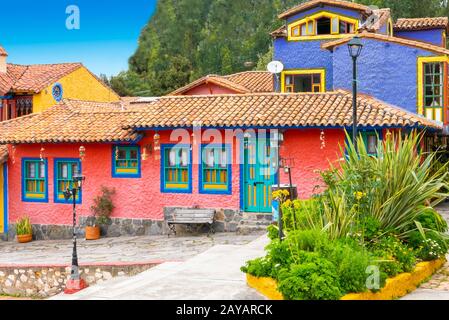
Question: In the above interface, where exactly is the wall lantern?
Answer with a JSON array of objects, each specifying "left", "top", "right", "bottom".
[
  {"left": 153, "top": 132, "right": 161, "bottom": 151},
  {"left": 79, "top": 146, "right": 86, "bottom": 162},
  {"left": 40, "top": 146, "right": 45, "bottom": 162},
  {"left": 141, "top": 144, "right": 153, "bottom": 161}
]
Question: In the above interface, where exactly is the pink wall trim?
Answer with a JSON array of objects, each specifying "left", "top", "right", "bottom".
[{"left": 7, "top": 129, "right": 346, "bottom": 226}]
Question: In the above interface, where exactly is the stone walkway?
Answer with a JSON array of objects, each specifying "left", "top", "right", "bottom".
[
  {"left": 402, "top": 203, "right": 449, "bottom": 300},
  {"left": 51, "top": 235, "right": 268, "bottom": 300},
  {"left": 0, "top": 233, "right": 263, "bottom": 265}
]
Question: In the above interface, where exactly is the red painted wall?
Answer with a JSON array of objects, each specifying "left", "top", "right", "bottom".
[
  {"left": 7, "top": 129, "right": 345, "bottom": 226},
  {"left": 279, "top": 129, "right": 346, "bottom": 199},
  {"left": 183, "top": 83, "right": 238, "bottom": 95}
]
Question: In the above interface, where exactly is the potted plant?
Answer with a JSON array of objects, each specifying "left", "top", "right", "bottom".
[
  {"left": 16, "top": 216, "right": 32, "bottom": 243},
  {"left": 86, "top": 186, "right": 116, "bottom": 240}
]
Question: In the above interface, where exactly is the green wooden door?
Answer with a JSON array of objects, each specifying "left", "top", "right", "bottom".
[{"left": 243, "top": 138, "right": 277, "bottom": 213}]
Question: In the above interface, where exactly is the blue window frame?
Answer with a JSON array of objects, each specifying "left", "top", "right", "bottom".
[
  {"left": 161, "top": 144, "right": 192, "bottom": 193},
  {"left": 22, "top": 158, "right": 48, "bottom": 202},
  {"left": 54, "top": 158, "right": 82, "bottom": 204},
  {"left": 199, "top": 144, "right": 232, "bottom": 195},
  {"left": 112, "top": 145, "right": 141, "bottom": 178}
]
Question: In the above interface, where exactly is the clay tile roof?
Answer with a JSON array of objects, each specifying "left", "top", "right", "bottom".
[
  {"left": 0, "top": 99, "right": 141, "bottom": 144},
  {"left": 359, "top": 8, "right": 391, "bottom": 32},
  {"left": 0, "top": 63, "right": 84, "bottom": 95},
  {"left": 0, "top": 46, "right": 8, "bottom": 56},
  {"left": 8, "top": 63, "right": 83, "bottom": 93},
  {"left": 270, "top": 25, "right": 287, "bottom": 38},
  {"left": 169, "top": 71, "right": 274, "bottom": 96},
  {"left": 223, "top": 71, "right": 274, "bottom": 93},
  {"left": 321, "top": 32, "right": 449, "bottom": 55},
  {"left": 278, "top": 0, "right": 372, "bottom": 19},
  {"left": 0, "top": 91, "right": 439, "bottom": 145},
  {"left": 394, "top": 17, "right": 449, "bottom": 32}
]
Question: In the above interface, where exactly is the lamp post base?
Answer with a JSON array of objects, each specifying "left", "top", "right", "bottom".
[{"left": 64, "top": 279, "right": 88, "bottom": 294}]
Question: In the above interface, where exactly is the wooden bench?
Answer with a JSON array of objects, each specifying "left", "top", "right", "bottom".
[{"left": 167, "top": 209, "right": 216, "bottom": 236}]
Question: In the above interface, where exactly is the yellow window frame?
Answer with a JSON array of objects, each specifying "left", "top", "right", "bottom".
[
  {"left": 417, "top": 56, "right": 449, "bottom": 120},
  {"left": 287, "top": 11, "right": 359, "bottom": 41},
  {"left": 281, "top": 69, "right": 326, "bottom": 93}
]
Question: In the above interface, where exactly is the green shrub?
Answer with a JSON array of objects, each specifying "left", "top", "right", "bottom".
[
  {"left": 267, "top": 224, "right": 278, "bottom": 241},
  {"left": 240, "top": 257, "right": 273, "bottom": 278},
  {"left": 323, "top": 240, "right": 376, "bottom": 294},
  {"left": 281, "top": 198, "right": 323, "bottom": 232},
  {"left": 277, "top": 252, "right": 342, "bottom": 300},
  {"left": 413, "top": 231, "right": 448, "bottom": 261},
  {"left": 265, "top": 239, "right": 293, "bottom": 278},
  {"left": 415, "top": 207, "right": 448, "bottom": 232},
  {"left": 285, "top": 229, "right": 330, "bottom": 253},
  {"left": 369, "top": 236, "right": 416, "bottom": 275}
]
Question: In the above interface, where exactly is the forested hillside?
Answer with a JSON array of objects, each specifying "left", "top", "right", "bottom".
[{"left": 109, "top": 0, "right": 449, "bottom": 96}]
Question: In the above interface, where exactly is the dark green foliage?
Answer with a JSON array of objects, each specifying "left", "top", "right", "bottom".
[
  {"left": 277, "top": 252, "right": 342, "bottom": 300},
  {"left": 323, "top": 240, "right": 375, "bottom": 294}
]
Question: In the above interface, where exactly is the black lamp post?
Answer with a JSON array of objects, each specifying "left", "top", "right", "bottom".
[
  {"left": 348, "top": 35, "right": 363, "bottom": 150},
  {"left": 275, "top": 130, "right": 284, "bottom": 241},
  {"left": 63, "top": 171, "right": 86, "bottom": 294}
]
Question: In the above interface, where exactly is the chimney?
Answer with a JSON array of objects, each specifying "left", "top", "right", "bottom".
[{"left": 0, "top": 46, "right": 8, "bottom": 73}]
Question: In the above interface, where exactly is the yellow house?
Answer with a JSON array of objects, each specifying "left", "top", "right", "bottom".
[
  {"left": 0, "top": 46, "right": 120, "bottom": 120},
  {"left": 0, "top": 46, "right": 120, "bottom": 235}
]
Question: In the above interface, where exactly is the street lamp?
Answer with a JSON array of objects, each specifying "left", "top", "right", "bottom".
[
  {"left": 273, "top": 130, "right": 284, "bottom": 241},
  {"left": 63, "top": 171, "right": 87, "bottom": 294},
  {"left": 348, "top": 35, "right": 363, "bottom": 151}
]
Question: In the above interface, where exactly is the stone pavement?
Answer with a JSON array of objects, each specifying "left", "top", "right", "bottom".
[
  {"left": 0, "top": 233, "right": 263, "bottom": 265},
  {"left": 402, "top": 202, "right": 449, "bottom": 300},
  {"left": 51, "top": 235, "right": 269, "bottom": 300}
]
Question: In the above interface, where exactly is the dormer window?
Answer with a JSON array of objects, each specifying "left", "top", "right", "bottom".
[{"left": 288, "top": 11, "right": 358, "bottom": 40}]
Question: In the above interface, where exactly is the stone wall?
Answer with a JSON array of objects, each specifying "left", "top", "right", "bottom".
[
  {"left": 3, "top": 208, "right": 243, "bottom": 241},
  {"left": 0, "top": 263, "right": 157, "bottom": 298}
]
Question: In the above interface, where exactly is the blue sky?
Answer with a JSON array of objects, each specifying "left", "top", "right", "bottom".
[{"left": 0, "top": 0, "right": 157, "bottom": 76}]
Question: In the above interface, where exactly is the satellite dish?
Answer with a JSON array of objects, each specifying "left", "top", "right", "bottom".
[{"left": 267, "top": 61, "right": 284, "bottom": 74}]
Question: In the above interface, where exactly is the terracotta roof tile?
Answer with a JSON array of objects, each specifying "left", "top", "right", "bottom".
[
  {"left": 394, "top": 17, "right": 449, "bottom": 32},
  {"left": 270, "top": 25, "right": 287, "bottom": 38},
  {"left": 278, "top": 0, "right": 372, "bottom": 19},
  {"left": 130, "top": 91, "right": 440, "bottom": 130},
  {"left": 0, "top": 91, "right": 439, "bottom": 145},
  {"left": 321, "top": 32, "right": 449, "bottom": 55},
  {"left": 0, "top": 63, "right": 83, "bottom": 95},
  {"left": 359, "top": 8, "right": 391, "bottom": 33},
  {"left": 169, "top": 71, "right": 274, "bottom": 95}
]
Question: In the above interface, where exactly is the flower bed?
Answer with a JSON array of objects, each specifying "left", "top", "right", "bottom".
[
  {"left": 247, "top": 258, "right": 445, "bottom": 300},
  {"left": 242, "top": 132, "right": 449, "bottom": 300}
]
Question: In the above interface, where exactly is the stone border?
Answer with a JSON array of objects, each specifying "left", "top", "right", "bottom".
[
  {"left": 246, "top": 258, "right": 446, "bottom": 300},
  {"left": 0, "top": 260, "right": 163, "bottom": 298}
]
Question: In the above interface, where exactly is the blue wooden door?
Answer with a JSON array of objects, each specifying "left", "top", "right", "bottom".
[{"left": 243, "top": 138, "right": 276, "bottom": 213}]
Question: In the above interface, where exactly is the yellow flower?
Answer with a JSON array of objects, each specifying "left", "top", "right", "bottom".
[{"left": 354, "top": 191, "right": 365, "bottom": 200}]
